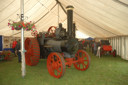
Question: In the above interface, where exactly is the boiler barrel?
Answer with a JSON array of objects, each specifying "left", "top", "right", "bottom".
[
  {"left": 44, "top": 38, "right": 79, "bottom": 56},
  {"left": 44, "top": 39, "right": 67, "bottom": 52}
]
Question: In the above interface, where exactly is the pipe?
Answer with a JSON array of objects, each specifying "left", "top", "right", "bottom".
[
  {"left": 59, "top": 23, "right": 62, "bottom": 28},
  {"left": 73, "top": 22, "right": 76, "bottom": 38},
  {"left": 66, "top": 5, "right": 74, "bottom": 38}
]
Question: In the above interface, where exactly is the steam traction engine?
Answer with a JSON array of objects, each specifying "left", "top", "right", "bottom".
[
  {"left": 100, "top": 40, "right": 116, "bottom": 57},
  {"left": 25, "top": 5, "right": 90, "bottom": 78}
]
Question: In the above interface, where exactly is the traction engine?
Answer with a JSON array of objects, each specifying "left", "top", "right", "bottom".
[
  {"left": 25, "top": 5, "right": 90, "bottom": 78},
  {"left": 100, "top": 40, "right": 116, "bottom": 57}
]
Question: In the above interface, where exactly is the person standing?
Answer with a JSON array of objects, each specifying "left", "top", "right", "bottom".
[
  {"left": 12, "top": 39, "right": 17, "bottom": 55},
  {"left": 96, "top": 44, "right": 101, "bottom": 58},
  {"left": 93, "top": 41, "right": 97, "bottom": 55},
  {"left": 15, "top": 39, "right": 21, "bottom": 62}
]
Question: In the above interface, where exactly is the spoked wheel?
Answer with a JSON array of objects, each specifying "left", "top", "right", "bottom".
[
  {"left": 74, "top": 50, "right": 90, "bottom": 71},
  {"left": 25, "top": 38, "right": 40, "bottom": 66},
  {"left": 47, "top": 52, "right": 65, "bottom": 78},
  {"left": 46, "top": 26, "right": 56, "bottom": 37},
  {"left": 48, "top": 26, "right": 56, "bottom": 34}
]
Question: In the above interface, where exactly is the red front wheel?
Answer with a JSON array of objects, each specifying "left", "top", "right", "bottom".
[
  {"left": 47, "top": 52, "right": 65, "bottom": 78},
  {"left": 74, "top": 50, "right": 90, "bottom": 71}
]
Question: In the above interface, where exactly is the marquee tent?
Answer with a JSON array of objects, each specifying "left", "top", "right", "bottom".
[
  {"left": 0, "top": 0, "right": 128, "bottom": 37},
  {"left": 0, "top": 0, "right": 128, "bottom": 60}
]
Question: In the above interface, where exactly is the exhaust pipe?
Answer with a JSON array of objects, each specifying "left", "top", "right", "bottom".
[{"left": 66, "top": 5, "right": 74, "bottom": 38}]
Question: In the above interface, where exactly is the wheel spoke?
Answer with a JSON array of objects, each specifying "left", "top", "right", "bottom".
[
  {"left": 25, "top": 38, "right": 40, "bottom": 66},
  {"left": 73, "top": 50, "right": 90, "bottom": 71},
  {"left": 51, "top": 29, "right": 53, "bottom": 33},
  {"left": 82, "top": 62, "right": 87, "bottom": 67},
  {"left": 56, "top": 68, "right": 61, "bottom": 73},
  {"left": 78, "top": 63, "right": 80, "bottom": 68},
  {"left": 57, "top": 63, "right": 61, "bottom": 68},
  {"left": 83, "top": 54, "right": 86, "bottom": 58},
  {"left": 47, "top": 52, "right": 65, "bottom": 78},
  {"left": 82, "top": 64, "right": 85, "bottom": 68},
  {"left": 84, "top": 60, "right": 88, "bottom": 61},
  {"left": 78, "top": 53, "right": 80, "bottom": 57}
]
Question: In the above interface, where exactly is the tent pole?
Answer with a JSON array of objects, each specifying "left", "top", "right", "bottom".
[
  {"left": 124, "top": 37, "right": 126, "bottom": 60},
  {"left": 120, "top": 37, "right": 122, "bottom": 57},
  {"left": 20, "top": 0, "right": 26, "bottom": 78}
]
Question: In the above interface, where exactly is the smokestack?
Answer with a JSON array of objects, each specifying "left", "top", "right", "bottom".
[
  {"left": 73, "top": 22, "right": 76, "bottom": 38},
  {"left": 66, "top": 5, "right": 74, "bottom": 38},
  {"left": 59, "top": 23, "right": 62, "bottom": 28}
]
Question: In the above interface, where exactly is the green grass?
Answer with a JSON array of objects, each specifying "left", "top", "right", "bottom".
[{"left": 0, "top": 51, "right": 128, "bottom": 85}]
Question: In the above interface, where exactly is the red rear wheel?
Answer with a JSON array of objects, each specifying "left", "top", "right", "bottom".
[
  {"left": 25, "top": 38, "right": 40, "bottom": 66},
  {"left": 47, "top": 52, "right": 65, "bottom": 78},
  {"left": 74, "top": 50, "right": 90, "bottom": 71}
]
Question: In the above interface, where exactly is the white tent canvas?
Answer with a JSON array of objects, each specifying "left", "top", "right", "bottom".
[
  {"left": 0, "top": 0, "right": 128, "bottom": 38},
  {"left": 0, "top": 0, "right": 128, "bottom": 60}
]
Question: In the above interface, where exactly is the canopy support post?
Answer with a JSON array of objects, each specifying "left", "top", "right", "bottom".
[{"left": 20, "top": 0, "right": 26, "bottom": 78}]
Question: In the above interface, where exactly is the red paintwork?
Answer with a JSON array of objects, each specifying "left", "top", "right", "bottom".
[
  {"left": 102, "top": 45, "right": 112, "bottom": 51},
  {"left": 47, "top": 50, "right": 90, "bottom": 78},
  {"left": 101, "top": 45, "right": 116, "bottom": 57},
  {"left": 73, "top": 50, "right": 90, "bottom": 71},
  {"left": 65, "top": 58, "right": 74, "bottom": 68},
  {"left": 47, "top": 52, "right": 65, "bottom": 78},
  {"left": 25, "top": 38, "right": 40, "bottom": 66},
  {"left": 12, "top": 41, "right": 17, "bottom": 48},
  {"left": 45, "top": 26, "right": 56, "bottom": 37},
  {"left": 82, "top": 40, "right": 85, "bottom": 45}
]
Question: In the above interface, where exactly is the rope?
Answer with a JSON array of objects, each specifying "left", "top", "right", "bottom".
[
  {"left": 36, "top": 0, "right": 63, "bottom": 22},
  {"left": 34, "top": 3, "right": 58, "bottom": 24},
  {"left": 113, "top": 0, "right": 128, "bottom": 7},
  {"left": 55, "top": 0, "right": 67, "bottom": 14},
  {"left": 58, "top": 3, "right": 59, "bottom": 24}
]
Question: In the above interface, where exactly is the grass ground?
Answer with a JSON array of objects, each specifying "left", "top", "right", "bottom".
[{"left": 0, "top": 51, "right": 128, "bottom": 85}]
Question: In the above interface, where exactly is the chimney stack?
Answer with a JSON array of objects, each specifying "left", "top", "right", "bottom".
[{"left": 66, "top": 5, "right": 74, "bottom": 38}]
